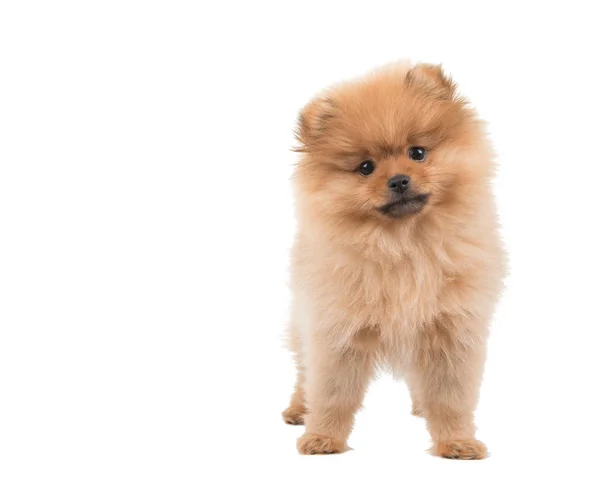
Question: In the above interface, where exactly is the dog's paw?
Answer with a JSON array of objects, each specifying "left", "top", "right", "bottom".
[
  {"left": 432, "top": 439, "right": 488, "bottom": 460},
  {"left": 297, "top": 433, "right": 347, "bottom": 455},
  {"left": 411, "top": 402, "right": 424, "bottom": 417},
  {"left": 282, "top": 405, "right": 306, "bottom": 425}
]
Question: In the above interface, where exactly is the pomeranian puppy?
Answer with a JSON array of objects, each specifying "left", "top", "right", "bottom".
[{"left": 282, "top": 62, "right": 506, "bottom": 459}]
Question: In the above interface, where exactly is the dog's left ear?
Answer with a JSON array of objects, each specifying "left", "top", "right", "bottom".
[{"left": 406, "top": 64, "right": 457, "bottom": 100}]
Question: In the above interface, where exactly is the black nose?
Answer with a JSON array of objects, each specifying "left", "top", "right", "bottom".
[{"left": 387, "top": 174, "right": 411, "bottom": 193}]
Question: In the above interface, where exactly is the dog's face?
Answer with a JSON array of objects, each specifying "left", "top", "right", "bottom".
[{"left": 294, "top": 63, "right": 489, "bottom": 225}]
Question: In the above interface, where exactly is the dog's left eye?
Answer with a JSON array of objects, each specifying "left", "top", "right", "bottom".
[{"left": 408, "top": 146, "right": 427, "bottom": 162}]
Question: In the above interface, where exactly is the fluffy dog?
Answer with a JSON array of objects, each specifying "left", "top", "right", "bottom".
[{"left": 282, "top": 62, "right": 506, "bottom": 459}]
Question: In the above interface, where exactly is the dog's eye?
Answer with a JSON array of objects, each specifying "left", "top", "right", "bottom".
[
  {"left": 358, "top": 159, "right": 376, "bottom": 176},
  {"left": 408, "top": 146, "right": 427, "bottom": 162}
]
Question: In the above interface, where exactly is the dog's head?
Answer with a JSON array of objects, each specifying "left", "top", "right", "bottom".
[{"left": 293, "top": 63, "right": 493, "bottom": 230}]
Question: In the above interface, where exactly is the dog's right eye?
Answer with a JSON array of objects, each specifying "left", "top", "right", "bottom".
[{"left": 358, "top": 160, "right": 376, "bottom": 176}]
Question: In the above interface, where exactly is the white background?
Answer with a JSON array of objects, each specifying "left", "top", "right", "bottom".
[{"left": 1, "top": 1, "right": 599, "bottom": 477}]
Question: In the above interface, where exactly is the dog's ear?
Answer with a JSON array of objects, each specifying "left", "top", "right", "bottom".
[
  {"left": 294, "top": 96, "right": 337, "bottom": 151},
  {"left": 406, "top": 64, "right": 457, "bottom": 101}
]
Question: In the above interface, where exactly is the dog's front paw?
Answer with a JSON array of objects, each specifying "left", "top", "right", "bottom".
[
  {"left": 432, "top": 439, "right": 488, "bottom": 460},
  {"left": 297, "top": 433, "right": 347, "bottom": 455}
]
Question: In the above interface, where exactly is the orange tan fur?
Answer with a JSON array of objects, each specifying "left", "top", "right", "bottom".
[{"left": 282, "top": 62, "right": 506, "bottom": 459}]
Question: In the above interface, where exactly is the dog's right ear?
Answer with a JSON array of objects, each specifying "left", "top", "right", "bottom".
[{"left": 294, "top": 96, "right": 337, "bottom": 152}]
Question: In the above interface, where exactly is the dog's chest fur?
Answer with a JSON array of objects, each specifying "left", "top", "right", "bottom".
[{"left": 293, "top": 236, "right": 478, "bottom": 347}]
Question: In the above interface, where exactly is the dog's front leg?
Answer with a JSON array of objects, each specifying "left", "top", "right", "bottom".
[
  {"left": 297, "top": 334, "right": 374, "bottom": 455},
  {"left": 413, "top": 313, "right": 489, "bottom": 460}
]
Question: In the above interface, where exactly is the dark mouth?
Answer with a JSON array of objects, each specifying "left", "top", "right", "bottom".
[{"left": 377, "top": 193, "right": 430, "bottom": 218}]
